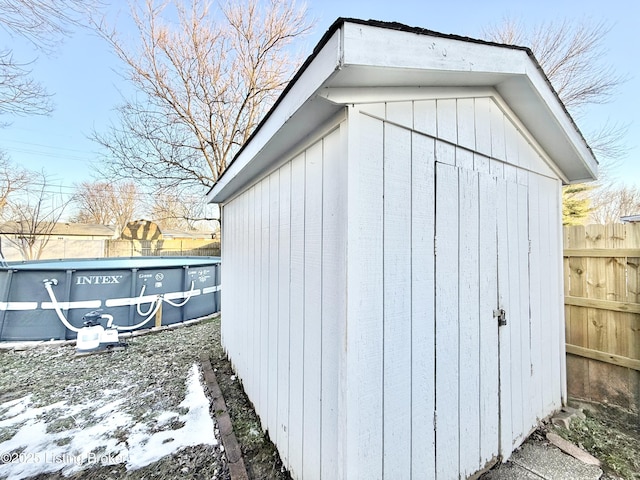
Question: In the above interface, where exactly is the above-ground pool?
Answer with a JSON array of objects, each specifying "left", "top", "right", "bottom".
[{"left": 0, "top": 257, "right": 221, "bottom": 342}]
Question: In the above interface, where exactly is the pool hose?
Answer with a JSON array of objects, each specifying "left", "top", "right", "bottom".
[{"left": 43, "top": 279, "right": 195, "bottom": 333}]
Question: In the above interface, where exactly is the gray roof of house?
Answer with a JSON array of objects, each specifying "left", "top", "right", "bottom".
[{"left": 0, "top": 222, "right": 116, "bottom": 237}]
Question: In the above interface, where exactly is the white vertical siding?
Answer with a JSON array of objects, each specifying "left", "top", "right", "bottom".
[
  {"left": 345, "top": 112, "right": 384, "bottom": 480},
  {"left": 456, "top": 90, "right": 480, "bottom": 478},
  {"left": 478, "top": 171, "right": 499, "bottom": 467},
  {"left": 260, "top": 178, "right": 270, "bottom": 429},
  {"left": 434, "top": 161, "right": 460, "bottom": 478},
  {"left": 239, "top": 191, "right": 250, "bottom": 379},
  {"left": 456, "top": 98, "right": 475, "bottom": 150},
  {"left": 277, "top": 162, "right": 291, "bottom": 464},
  {"left": 517, "top": 182, "right": 533, "bottom": 435},
  {"left": 382, "top": 122, "right": 413, "bottom": 479},
  {"left": 269, "top": 171, "right": 280, "bottom": 437},
  {"left": 221, "top": 125, "right": 347, "bottom": 480},
  {"left": 289, "top": 153, "right": 305, "bottom": 475},
  {"left": 540, "top": 174, "right": 565, "bottom": 412},
  {"left": 320, "top": 130, "right": 345, "bottom": 479},
  {"left": 436, "top": 98, "right": 457, "bottom": 144},
  {"left": 303, "top": 141, "right": 323, "bottom": 480},
  {"left": 507, "top": 179, "right": 523, "bottom": 447},
  {"left": 246, "top": 187, "right": 256, "bottom": 400},
  {"left": 221, "top": 93, "right": 566, "bottom": 480},
  {"left": 495, "top": 175, "right": 512, "bottom": 458},
  {"left": 414, "top": 99, "right": 436, "bottom": 137},
  {"left": 410, "top": 132, "right": 436, "bottom": 479},
  {"left": 458, "top": 166, "right": 481, "bottom": 478},
  {"left": 474, "top": 97, "right": 492, "bottom": 157},
  {"left": 506, "top": 179, "right": 525, "bottom": 448},
  {"left": 353, "top": 96, "right": 564, "bottom": 476},
  {"left": 528, "top": 174, "right": 543, "bottom": 419},
  {"left": 490, "top": 102, "right": 506, "bottom": 161}
]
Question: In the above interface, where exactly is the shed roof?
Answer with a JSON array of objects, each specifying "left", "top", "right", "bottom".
[{"left": 208, "top": 18, "right": 597, "bottom": 203}]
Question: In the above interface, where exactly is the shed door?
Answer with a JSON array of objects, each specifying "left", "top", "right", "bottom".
[{"left": 435, "top": 160, "right": 530, "bottom": 477}]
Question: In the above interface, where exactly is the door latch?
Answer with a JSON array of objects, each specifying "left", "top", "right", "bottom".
[{"left": 493, "top": 308, "right": 507, "bottom": 327}]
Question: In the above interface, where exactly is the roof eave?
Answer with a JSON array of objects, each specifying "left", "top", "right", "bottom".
[{"left": 208, "top": 19, "right": 597, "bottom": 204}]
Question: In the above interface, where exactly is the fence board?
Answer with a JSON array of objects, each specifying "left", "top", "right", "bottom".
[
  {"left": 565, "top": 225, "right": 589, "bottom": 399},
  {"left": 564, "top": 223, "right": 640, "bottom": 412},
  {"left": 565, "top": 296, "right": 640, "bottom": 314},
  {"left": 565, "top": 248, "right": 640, "bottom": 257},
  {"left": 566, "top": 345, "right": 640, "bottom": 371}
]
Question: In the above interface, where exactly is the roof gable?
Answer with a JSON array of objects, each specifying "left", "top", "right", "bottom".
[{"left": 209, "top": 18, "right": 597, "bottom": 203}]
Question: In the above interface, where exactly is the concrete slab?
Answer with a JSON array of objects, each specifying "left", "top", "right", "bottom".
[
  {"left": 481, "top": 440, "right": 603, "bottom": 480},
  {"left": 481, "top": 462, "right": 542, "bottom": 480}
]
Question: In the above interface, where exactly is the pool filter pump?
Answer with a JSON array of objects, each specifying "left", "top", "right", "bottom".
[{"left": 75, "top": 310, "right": 127, "bottom": 355}]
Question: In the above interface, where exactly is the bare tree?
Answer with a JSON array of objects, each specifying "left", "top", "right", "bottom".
[
  {"left": 0, "top": 1, "right": 100, "bottom": 119},
  {"left": 0, "top": 154, "right": 33, "bottom": 214},
  {"left": 483, "top": 17, "right": 628, "bottom": 163},
  {"left": 0, "top": 50, "right": 52, "bottom": 118},
  {"left": 588, "top": 184, "right": 640, "bottom": 224},
  {"left": 150, "top": 192, "right": 192, "bottom": 231},
  {"left": 70, "top": 181, "right": 113, "bottom": 225},
  {"left": 1, "top": 0, "right": 94, "bottom": 48},
  {"left": 70, "top": 180, "right": 140, "bottom": 235},
  {"left": 1, "top": 171, "right": 71, "bottom": 260},
  {"left": 150, "top": 189, "right": 217, "bottom": 231},
  {"left": 92, "top": 0, "right": 313, "bottom": 191},
  {"left": 110, "top": 182, "right": 139, "bottom": 236}
]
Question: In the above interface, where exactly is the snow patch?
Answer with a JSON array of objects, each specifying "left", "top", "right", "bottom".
[
  {"left": 125, "top": 364, "right": 217, "bottom": 470},
  {"left": 0, "top": 363, "right": 216, "bottom": 479}
]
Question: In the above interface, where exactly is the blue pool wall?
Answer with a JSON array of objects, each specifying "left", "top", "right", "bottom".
[{"left": 0, "top": 257, "right": 221, "bottom": 341}]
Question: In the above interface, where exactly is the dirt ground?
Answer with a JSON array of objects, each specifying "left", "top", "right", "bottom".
[
  {"left": 552, "top": 399, "right": 640, "bottom": 480},
  {"left": 0, "top": 318, "right": 234, "bottom": 480},
  {"left": 207, "top": 332, "right": 291, "bottom": 480},
  {"left": 0, "top": 317, "right": 289, "bottom": 480}
]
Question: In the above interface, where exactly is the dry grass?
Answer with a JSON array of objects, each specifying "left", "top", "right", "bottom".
[
  {"left": 0, "top": 318, "right": 231, "bottom": 479},
  {"left": 5, "top": 317, "right": 635, "bottom": 480},
  {"left": 553, "top": 400, "right": 640, "bottom": 480}
]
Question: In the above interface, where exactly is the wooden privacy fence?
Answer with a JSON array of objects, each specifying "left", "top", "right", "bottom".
[
  {"left": 0, "top": 237, "right": 220, "bottom": 261},
  {"left": 105, "top": 239, "right": 220, "bottom": 258},
  {"left": 563, "top": 224, "right": 640, "bottom": 412}
]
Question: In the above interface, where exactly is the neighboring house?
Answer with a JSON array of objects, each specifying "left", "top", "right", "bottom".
[
  {"left": 620, "top": 215, "right": 640, "bottom": 223},
  {"left": 0, "top": 222, "right": 117, "bottom": 240},
  {"left": 0, "top": 222, "right": 116, "bottom": 261},
  {"left": 115, "top": 220, "right": 218, "bottom": 257},
  {"left": 208, "top": 19, "right": 597, "bottom": 480},
  {"left": 120, "top": 220, "right": 217, "bottom": 241}
]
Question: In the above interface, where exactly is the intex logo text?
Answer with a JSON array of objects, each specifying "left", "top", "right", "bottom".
[{"left": 75, "top": 275, "right": 123, "bottom": 285}]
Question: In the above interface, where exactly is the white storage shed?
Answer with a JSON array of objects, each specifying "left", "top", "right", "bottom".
[{"left": 207, "top": 18, "right": 598, "bottom": 480}]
